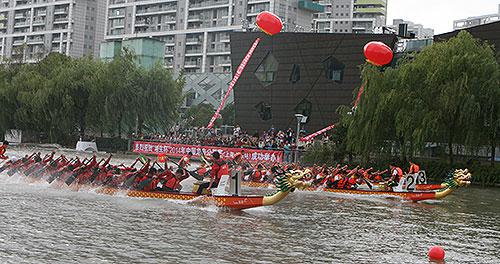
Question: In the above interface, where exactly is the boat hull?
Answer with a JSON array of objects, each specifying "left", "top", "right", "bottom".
[
  {"left": 241, "top": 181, "right": 441, "bottom": 201},
  {"left": 97, "top": 187, "right": 266, "bottom": 210}
]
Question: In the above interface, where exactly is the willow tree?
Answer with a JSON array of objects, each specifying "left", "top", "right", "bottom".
[
  {"left": 410, "top": 31, "right": 498, "bottom": 164},
  {"left": 101, "top": 51, "right": 139, "bottom": 137},
  {"left": 346, "top": 64, "right": 404, "bottom": 161},
  {"left": 50, "top": 56, "right": 103, "bottom": 139},
  {"left": 134, "top": 63, "right": 183, "bottom": 134},
  {"left": 344, "top": 31, "right": 499, "bottom": 164}
]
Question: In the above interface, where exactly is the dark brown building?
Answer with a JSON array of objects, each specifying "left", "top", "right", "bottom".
[
  {"left": 435, "top": 21, "right": 500, "bottom": 51},
  {"left": 230, "top": 32, "right": 397, "bottom": 133}
]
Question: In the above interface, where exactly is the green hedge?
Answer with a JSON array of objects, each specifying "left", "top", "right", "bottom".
[{"left": 95, "top": 137, "right": 130, "bottom": 153}]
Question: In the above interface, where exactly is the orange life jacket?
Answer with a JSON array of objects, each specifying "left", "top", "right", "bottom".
[
  {"left": 409, "top": 163, "right": 420, "bottom": 174},
  {"left": 0, "top": 145, "right": 6, "bottom": 156},
  {"left": 165, "top": 177, "right": 179, "bottom": 190}
]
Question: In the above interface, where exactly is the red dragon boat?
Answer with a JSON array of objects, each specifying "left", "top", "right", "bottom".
[
  {"left": 0, "top": 155, "right": 311, "bottom": 210},
  {"left": 242, "top": 169, "right": 472, "bottom": 202}
]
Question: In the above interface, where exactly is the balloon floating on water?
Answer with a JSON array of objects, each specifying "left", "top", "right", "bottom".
[
  {"left": 363, "top": 41, "right": 394, "bottom": 66},
  {"left": 256, "top": 11, "right": 283, "bottom": 36},
  {"left": 428, "top": 246, "right": 445, "bottom": 261}
]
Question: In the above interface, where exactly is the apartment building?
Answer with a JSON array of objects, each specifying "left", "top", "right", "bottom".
[
  {"left": 0, "top": 0, "right": 106, "bottom": 63},
  {"left": 313, "top": 0, "right": 387, "bottom": 33},
  {"left": 104, "top": 0, "right": 323, "bottom": 75}
]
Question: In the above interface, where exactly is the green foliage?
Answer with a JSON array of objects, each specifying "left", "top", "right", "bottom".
[
  {"left": 220, "top": 103, "right": 235, "bottom": 126},
  {"left": 342, "top": 31, "right": 500, "bottom": 164},
  {"left": 0, "top": 51, "right": 183, "bottom": 145},
  {"left": 184, "top": 104, "right": 215, "bottom": 127}
]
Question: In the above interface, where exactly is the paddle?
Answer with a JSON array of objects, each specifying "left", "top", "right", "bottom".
[
  {"left": 167, "top": 157, "right": 203, "bottom": 181},
  {"left": 7, "top": 152, "right": 40, "bottom": 176},
  {"left": 121, "top": 158, "right": 150, "bottom": 188},
  {"left": 89, "top": 155, "right": 113, "bottom": 184},
  {"left": 65, "top": 157, "right": 98, "bottom": 186},
  {"left": 47, "top": 157, "right": 81, "bottom": 184},
  {"left": 361, "top": 175, "right": 373, "bottom": 189},
  {"left": 0, "top": 152, "right": 36, "bottom": 173},
  {"left": 29, "top": 154, "right": 63, "bottom": 178}
]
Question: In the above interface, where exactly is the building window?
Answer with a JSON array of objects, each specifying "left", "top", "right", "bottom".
[
  {"left": 323, "top": 56, "right": 345, "bottom": 83},
  {"left": 289, "top": 64, "right": 300, "bottom": 83},
  {"left": 255, "top": 101, "right": 272, "bottom": 121},
  {"left": 294, "top": 99, "right": 312, "bottom": 118},
  {"left": 254, "top": 52, "right": 279, "bottom": 87}
]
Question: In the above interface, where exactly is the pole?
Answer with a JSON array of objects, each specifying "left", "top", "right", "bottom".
[{"left": 295, "top": 118, "right": 300, "bottom": 163}]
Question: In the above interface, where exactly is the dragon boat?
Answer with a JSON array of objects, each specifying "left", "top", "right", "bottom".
[
  {"left": 242, "top": 169, "right": 472, "bottom": 202},
  {"left": 94, "top": 170, "right": 310, "bottom": 210},
  {"left": 0, "top": 155, "right": 311, "bottom": 210}
]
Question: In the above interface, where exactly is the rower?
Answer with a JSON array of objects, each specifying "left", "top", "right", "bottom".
[
  {"left": 0, "top": 141, "right": 9, "bottom": 160},
  {"left": 179, "top": 152, "right": 192, "bottom": 168},
  {"left": 163, "top": 168, "right": 188, "bottom": 192},
  {"left": 196, "top": 151, "right": 226, "bottom": 195},
  {"left": 408, "top": 161, "right": 420, "bottom": 174},
  {"left": 389, "top": 163, "right": 404, "bottom": 187}
]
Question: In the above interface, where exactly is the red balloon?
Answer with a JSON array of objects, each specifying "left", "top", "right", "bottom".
[
  {"left": 256, "top": 11, "right": 283, "bottom": 36},
  {"left": 363, "top": 41, "right": 393, "bottom": 66},
  {"left": 428, "top": 246, "right": 445, "bottom": 261}
]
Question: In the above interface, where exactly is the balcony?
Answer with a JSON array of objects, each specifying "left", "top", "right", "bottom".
[
  {"left": 136, "top": 6, "right": 176, "bottom": 16},
  {"left": 189, "top": 0, "right": 229, "bottom": 10},
  {"left": 13, "top": 39, "right": 25, "bottom": 45},
  {"left": 354, "top": 7, "right": 386, "bottom": 15},
  {"left": 33, "top": 18, "right": 46, "bottom": 25},
  {"left": 36, "top": 10, "right": 47, "bottom": 16},
  {"left": 187, "top": 15, "right": 202, "bottom": 22},
  {"left": 14, "top": 20, "right": 30, "bottom": 27},
  {"left": 186, "top": 37, "right": 203, "bottom": 45},
  {"left": 53, "top": 17, "right": 69, "bottom": 23},
  {"left": 207, "top": 47, "right": 230, "bottom": 54},
  {"left": 185, "top": 49, "right": 202, "bottom": 55},
  {"left": 14, "top": 13, "right": 29, "bottom": 19},
  {"left": 110, "top": 0, "right": 126, "bottom": 5},
  {"left": 184, "top": 61, "right": 201, "bottom": 68},
  {"left": 54, "top": 8, "right": 68, "bottom": 15},
  {"left": 27, "top": 37, "right": 44, "bottom": 44}
]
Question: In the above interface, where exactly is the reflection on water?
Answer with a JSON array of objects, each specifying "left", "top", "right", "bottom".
[{"left": 0, "top": 148, "right": 499, "bottom": 263}]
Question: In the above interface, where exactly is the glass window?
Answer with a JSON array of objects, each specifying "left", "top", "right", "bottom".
[
  {"left": 254, "top": 52, "right": 279, "bottom": 87},
  {"left": 323, "top": 56, "right": 345, "bottom": 83},
  {"left": 289, "top": 64, "right": 300, "bottom": 83}
]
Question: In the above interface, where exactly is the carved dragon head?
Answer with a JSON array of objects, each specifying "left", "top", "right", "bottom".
[
  {"left": 445, "top": 169, "right": 472, "bottom": 189},
  {"left": 274, "top": 169, "right": 311, "bottom": 192}
]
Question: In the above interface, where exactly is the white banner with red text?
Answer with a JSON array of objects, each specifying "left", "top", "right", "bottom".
[{"left": 133, "top": 141, "right": 283, "bottom": 164}]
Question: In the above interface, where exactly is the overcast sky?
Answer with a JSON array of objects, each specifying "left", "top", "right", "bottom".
[{"left": 387, "top": 0, "right": 500, "bottom": 34}]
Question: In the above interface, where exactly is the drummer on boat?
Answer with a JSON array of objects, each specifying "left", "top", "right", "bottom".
[{"left": 196, "top": 151, "right": 227, "bottom": 194}]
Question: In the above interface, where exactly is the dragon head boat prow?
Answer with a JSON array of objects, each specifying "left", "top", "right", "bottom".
[
  {"left": 262, "top": 169, "right": 312, "bottom": 206},
  {"left": 434, "top": 168, "right": 473, "bottom": 199}
]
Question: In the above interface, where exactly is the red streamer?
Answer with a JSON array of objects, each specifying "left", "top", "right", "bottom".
[
  {"left": 300, "top": 124, "right": 335, "bottom": 142},
  {"left": 207, "top": 38, "right": 261, "bottom": 129}
]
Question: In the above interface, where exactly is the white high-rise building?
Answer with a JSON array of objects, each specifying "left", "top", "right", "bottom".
[
  {"left": 313, "top": 0, "right": 387, "bottom": 34},
  {"left": 0, "top": 0, "right": 106, "bottom": 63},
  {"left": 453, "top": 4, "right": 500, "bottom": 30},
  {"left": 104, "top": 0, "right": 323, "bottom": 75}
]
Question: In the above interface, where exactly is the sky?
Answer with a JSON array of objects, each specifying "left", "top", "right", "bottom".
[{"left": 386, "top": 0, "right": 500, "bottom": 34}]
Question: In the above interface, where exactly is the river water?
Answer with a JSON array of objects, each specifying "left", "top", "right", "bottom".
[{"left": 0, "top": 148, "right": 499, "bottom": 263}]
